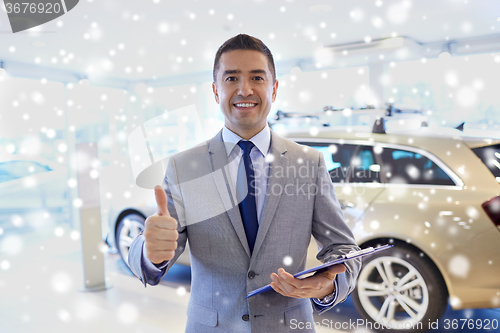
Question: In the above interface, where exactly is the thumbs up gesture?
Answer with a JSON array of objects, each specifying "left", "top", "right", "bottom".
[{"left": 144, "top": 185, "right": 179, "bottom": 264}]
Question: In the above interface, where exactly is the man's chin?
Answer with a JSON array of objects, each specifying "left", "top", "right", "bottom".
[{"left": 227, "top": 119, "right": 266, "bottom": 131}]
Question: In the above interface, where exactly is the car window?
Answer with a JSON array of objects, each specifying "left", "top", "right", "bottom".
[
  {"left": 471, "top": 144, "right": 500, "bottom": 182},
  {"left": 0, "top": 160, "right": 51, "bottom": 183},
  {"left": 299, "top": 142, "right": 357, "bottom": 183},
  {"left": 349, "top": 145, "right": 381, "bottom": 183},
  {"left": 379, "top": 148, "right": 455, "bottom": 186}
]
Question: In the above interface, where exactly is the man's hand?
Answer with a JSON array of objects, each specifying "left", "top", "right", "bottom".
[
  {"left": 270, "top": 264, "right": 346, "bottom": 299},
  {"left": 143, "top": 185, "right": 179, "bottom": 264}
]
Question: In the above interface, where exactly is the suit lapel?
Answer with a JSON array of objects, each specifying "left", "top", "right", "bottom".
[
  {"left": 208, "top": 130, "right": 252, "bottom": 257},
  {"left": 251, "top": 131, "right": 288, "bottom": 259}
]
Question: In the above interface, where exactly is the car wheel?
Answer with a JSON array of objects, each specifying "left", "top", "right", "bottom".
[
  {"left": 352, "top": 244, "right": 448, "bottom": 333},
  {"left": 115, "top": 213, "right": 145, "bottom": 268}
]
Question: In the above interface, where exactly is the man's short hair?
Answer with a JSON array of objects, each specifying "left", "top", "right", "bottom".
[{"left": 213, "top": 34, "right": 276, "bottom": 83}]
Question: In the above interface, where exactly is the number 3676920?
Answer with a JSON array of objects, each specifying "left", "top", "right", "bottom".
[{"left": 5, "top": 2, "right": 62, "bottom": 14}]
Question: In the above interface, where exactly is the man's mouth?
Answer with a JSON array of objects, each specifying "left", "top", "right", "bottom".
[{"left": 234, "top": 103, "right": 258, "bottom": 108}]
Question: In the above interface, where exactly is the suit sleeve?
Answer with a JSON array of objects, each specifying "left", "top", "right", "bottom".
[
  {"left": 128, "top": 156, "right": 188, "bottom": 287},
  {"left": 310, "top": 152, "right": 361, "bottom": 314}
]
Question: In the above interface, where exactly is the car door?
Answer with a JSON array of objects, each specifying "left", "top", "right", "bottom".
[{"left": 360, "top": 144, "right": 462, "bottom": 245}]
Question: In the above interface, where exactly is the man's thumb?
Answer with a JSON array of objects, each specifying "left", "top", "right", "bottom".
[
  {"left": 154, "top": 185, "right": 170, "bottom": 217},
  {"left": 323, "top": 264, "right": 346, "bottom": 280}
]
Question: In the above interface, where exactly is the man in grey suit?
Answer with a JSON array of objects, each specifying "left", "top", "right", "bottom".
[{"left": 128, "top": 34, "right": 361, "bottom": 332}]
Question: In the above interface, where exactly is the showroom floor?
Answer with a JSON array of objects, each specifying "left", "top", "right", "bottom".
[
  {"left": 1, "top": 220, "right": 499, "bottom": 333},
  {"left": 0, "top": 221, "right": 189, "bottom": 333}
]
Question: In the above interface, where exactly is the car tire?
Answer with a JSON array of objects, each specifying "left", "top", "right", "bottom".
[
  {"left": 352, "top": 244, "right": 448, "bottom": 333},
  {"left": 115, "top": 213, "right": 145, "bottom": 268}
]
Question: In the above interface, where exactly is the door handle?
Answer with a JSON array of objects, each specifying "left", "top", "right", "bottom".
[{"left": 339, "top": 201, "right": 356, "bottom": 210}]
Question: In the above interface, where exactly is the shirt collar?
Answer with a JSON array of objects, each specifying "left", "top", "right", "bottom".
[{"left": 222, "top": 124, "right": 271, "bottom": 157}]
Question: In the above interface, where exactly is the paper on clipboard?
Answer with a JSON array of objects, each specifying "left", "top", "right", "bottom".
[{"left": 246, "top": 244, "right": 393, "bottom": 298}]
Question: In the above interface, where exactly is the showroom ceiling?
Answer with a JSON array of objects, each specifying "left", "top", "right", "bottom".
[{"left": 0, "top": 0, "right": 499, "bottom": 84}]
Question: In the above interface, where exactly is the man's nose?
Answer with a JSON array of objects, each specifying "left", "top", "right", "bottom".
[{"left": 237, "top": 79, "right": 253, "bottom": 96}]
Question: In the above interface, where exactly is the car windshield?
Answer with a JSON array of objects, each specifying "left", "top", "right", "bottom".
[
  {"left": 471, "top": 144, "right": 500, "bottom": 183},
  {"left": 0, "top": 160, "right": 51, "bottom": 183}
]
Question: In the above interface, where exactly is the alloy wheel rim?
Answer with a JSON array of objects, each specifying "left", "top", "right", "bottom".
[
  {"left": 118, "top": 217, "right": 144, "bottom": 265},
  {"left": 357, "top": 255, "right": 429, "bottom": 329}
]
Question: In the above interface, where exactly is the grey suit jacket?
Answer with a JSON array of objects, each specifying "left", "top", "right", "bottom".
[{"left": 129, "top": 129, "right": 361, "bottom": 333}]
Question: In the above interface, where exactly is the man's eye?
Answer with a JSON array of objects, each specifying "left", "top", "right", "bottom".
[
  {"left": 226, "top": 77, "right": 237, "bottom": 81},
  {"left": 253, "top": 76, "right": 264, "bottom": 81}
]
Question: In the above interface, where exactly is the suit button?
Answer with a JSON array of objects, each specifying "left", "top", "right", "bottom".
[
  {"left": 247, "top": 271, "right": 256, "bottom": 279},
  {"left": 242, "top": 314, "right": 250, "bottom": 321}
]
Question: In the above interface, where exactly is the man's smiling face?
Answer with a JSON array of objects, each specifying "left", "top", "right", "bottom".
[{"left": 212, "top": 49, "right": 278, "bottom": 139}]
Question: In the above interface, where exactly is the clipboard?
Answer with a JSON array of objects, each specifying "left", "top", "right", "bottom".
[{"left": 246, "top": 244, "right": 393, "bottom": 298}]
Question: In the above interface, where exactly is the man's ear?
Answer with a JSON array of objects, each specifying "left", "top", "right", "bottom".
[
  {"left": 212, "top": 82, "right": 220, "bottom": 104},
  {"left": 271, "top": 79, "right": 279, "bottom": 103}
]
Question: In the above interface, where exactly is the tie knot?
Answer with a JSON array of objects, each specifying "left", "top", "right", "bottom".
[{"left": 238, "top": 140, "right": 255, "bottom": 155}]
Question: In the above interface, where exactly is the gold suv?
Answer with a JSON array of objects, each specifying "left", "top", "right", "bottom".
[{"left": 285, "top": 124, "right": 500, "bottom": 332}]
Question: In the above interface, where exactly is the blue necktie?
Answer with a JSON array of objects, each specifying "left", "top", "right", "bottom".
[{"left": 237, "top": 140, "right": 258, "bottom": 254}]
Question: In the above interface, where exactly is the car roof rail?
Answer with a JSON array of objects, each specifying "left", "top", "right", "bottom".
[
  {"left": 370, "top": 104, "right": 430, "bottom": 134},
  {"left": 372, "top": 118, "right": 386, "bottom": 134}
]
